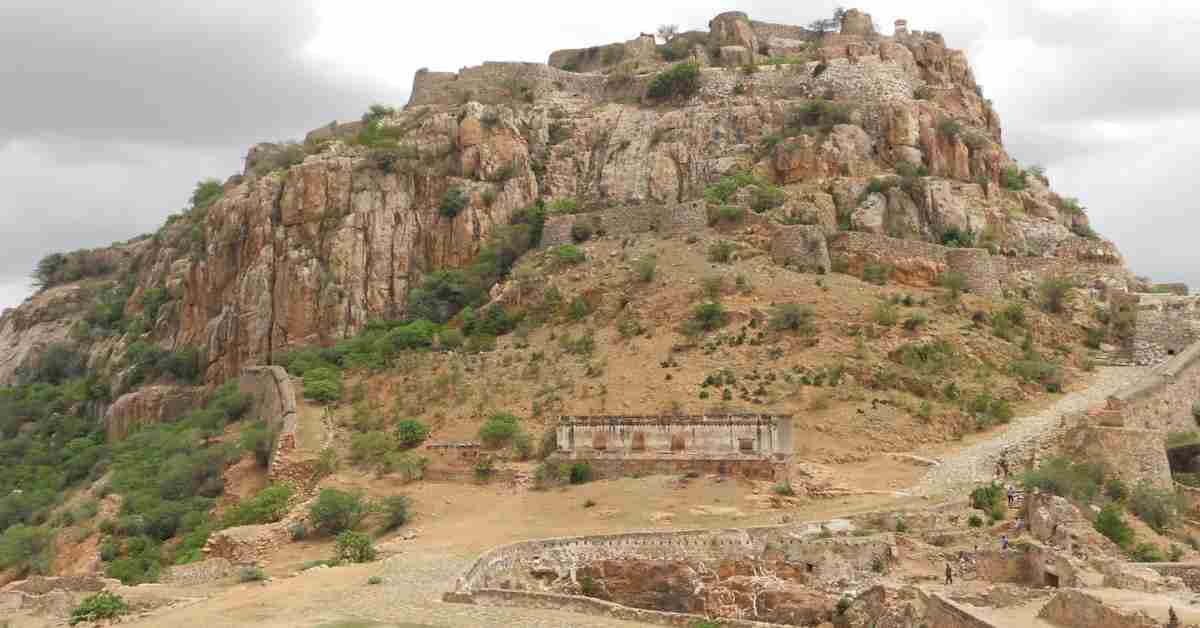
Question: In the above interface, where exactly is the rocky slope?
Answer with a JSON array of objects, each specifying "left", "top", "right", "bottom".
[{"left": 0, "top": 8, "right": 1124, "bottom": 399}]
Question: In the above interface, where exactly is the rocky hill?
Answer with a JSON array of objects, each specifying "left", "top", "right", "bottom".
[{"left": 5, "top": 11, "right": 1194, "bottom": 624}]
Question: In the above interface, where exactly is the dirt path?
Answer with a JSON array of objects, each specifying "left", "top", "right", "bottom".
[{"left": 911, "top": 366, "right": 1148, "bottom": 497}]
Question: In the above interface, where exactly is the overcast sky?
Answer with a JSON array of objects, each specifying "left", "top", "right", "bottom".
[{"left": 2, "top": 1, "right": 1198, "bottom": 311}]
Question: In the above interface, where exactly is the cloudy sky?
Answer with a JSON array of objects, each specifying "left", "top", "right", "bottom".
[{"left": 2, "top": 1, "right": 1198, "bottom": 311}]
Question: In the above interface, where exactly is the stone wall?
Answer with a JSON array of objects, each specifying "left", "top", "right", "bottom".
[
  {"left": 1136, "top": 562, "right": 1200, "bottom": 592},
  {"left": 1037, "top": 590, "right": 1160, "bottom": 628},
  {"left": 1107, "top": 340, "right": 1200, "bottom": 433},
  {"left": 547, "top": 35, "right": 658, "bottom": 73},
  {"left": 1059, "top": 426, "right": 1172, "bottom": 490},
  {"left": 462, "top": 589, "right": 783, "bottom": 628},
  {"left": 1133, "top": 295, "right": 1200, "bottom": 364},
  {"left": 408, "top": 63, "right": 607, "bottom": 109},
  {"left": 925, "top": 594, "right": 1001, "bottom": 628},
  {"left": 769, "top": 224, "right": 830, "bottom": 273},
  {"left": 237, "top": 366, "right": 314, "bottom": 487},
  {"left": 828, "top": 232, "right": 948, "bottom": 286},
  {"left": 945, "top": 248, "right": 1001, "bottom": 298},
  {"left": 540, "top": 203, "right": 705, "bottom": 249}
]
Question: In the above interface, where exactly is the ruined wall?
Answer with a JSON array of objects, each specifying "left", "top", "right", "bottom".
[
  {"left": 237, "top": 366, "right": 313, "bottom": 487},
  {"left": 945, "top": 248, "right": 1000, "bottom": 298},
  {"left": 1136, "top": 562, "right": 1200, "bottom": 592},
  {"left": 541, "top": 203, "right": 705, "bottom": 249},
  {"left": 547, "top": 35, "right": 658, "bottom": 73},
  {"left": 1060, "top": 426, "right": 1171, "bottom": 490},
  {"left": 408, "top": 63, "right": 607, "bottom": 108},
  {"left": 1133, "top": 295, "right": 1200, "bottom": 364},
  {"left": 925, "top": 594, "right": 1001, "bottom": 628},
  {"left": 828, "top": 231, "right": 948, "bottom": 286},
  {"left": 555, "top": 415, "right": 790, "bottom": 457},
  {"left": 462, "top": 589, "right": 782, "bottom": 628},
  {"left": 770, "top": 224, "right": 831, "bottom": 273},
  {"left": 1107, "top": 340, "right": 1200, "bottom": 433},
  {"left": 1037, "top": 590, "right": 1160, "bottom": 628}
]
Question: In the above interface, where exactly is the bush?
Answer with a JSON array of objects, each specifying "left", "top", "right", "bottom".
[
  {"left": 334, "top": 531, "right": 377, "bottom": 563},
  {"left": 770, "top": 304, "right": 816, "bottom": 335},
  {"left": 223, "top": 484, "right": 293, "bottom": 527},
  {"left": 899, "top": 340, "right": 957, "bottom": 375},
  {"left": 903, "top": 312, "right": 928, "bottom": 331},
  {"left": 568, "top": 296, "right": 590, "bottom": 321},
  {"left": 708, "top": 241, "right": 736, "bottom": 263},
  {"left": 379, "top": 495, "right": 411, "bottom": 532},
  {"left": 240, "top": 421, "right": 275, "bottom": 467},
  {"left": 239, "top": 566, "right": 267, "bottom": 582},
  {"left": 350, "top": 431, "right": 397, "bottom": 465},
  {"left": 1022, "top": 457, "right": 1105, "bottom": 503},
  {"left": 716, "top": 205, "right": 744, "bottom": 223},
  {"left": 1106, "top": 478, "right": 1128, "bottom": 502},
  {"left": 303, "top": 367, "right": 343, "bottom": 404},
  {"left": 1039, "top": 277, "right": 1074, "bottom": 314},
  {"left": 1010, "top": 357, "right": 1063, "bottom": 393},
  {"left": 1192, "top": 401, "right": 1200, "bottom": 425},
  {"left": 439, "top": 187, "right": 469, "bottom": 219},
  {"left": 1130, "top": 542, "right": 1166, "bottom": 563},
  {"left": 968, "top": 514, "right": 983, "bottom": 528},
  {"left": 309, "top": 488, "right": 367, "bottom": 535},
  {"left": 870, "top": 301, "right": 899, "bottom": 327},
  {"left": 970, "top": 482, "right": 1005, "bottom": 512},
  {"left": 633, "top": 254, "right": 657, "bottom": 282},
  {"left": 571, "top": 222, "right": 593, "bottom": 243},
  {"left": 939, "top": 272, "right": 968, "bottom": 300},
  {"left": 1094, "top": 503, "right": 1133, "bottom": 549},
  {"left": 646, "top": 62, "right": 701, "bottom": 100},
  {"left": 367, "top": 575, "right": 384, "bottom": 585},
  {"left": 69, "top": 591, "right": 129, "bottom": 626},
  {"left": 772, "top": 482, "right": 796, "bottom": 497},
  {"left": 1129, "top": 481, "right": 1184, "bottom": 533},
  {"left": 991, "top": 303, "right": 1028, "bottom": 341},
  {"left": 750, "top": 185, "right": 786, "bottom": 213},
  {"left": 862, "top": 263, "right": 892, "bottom": 286},
  {"left": 936, "top": 117, "right": 962, "bottom": 138},
  {"left": 395, "top": 419, "right": 430, "bottom": 449},
  {"left": 690, "top": 302, "right": 728, "bottom": 333},
  {"left": 479, "top": 413, "right": 521, "bottom": 448},
  {"left": 1000, "top": 166, "right": 1027, "bottom": 191},
  {"left": 0, "top": 524, "right": 53, "bottom": 572},
  {"left": 568, "top": 463, "right": 593, "bottom": 485},
  {"left": 552, "top": 245, "right": 586, "bottom": 266}
]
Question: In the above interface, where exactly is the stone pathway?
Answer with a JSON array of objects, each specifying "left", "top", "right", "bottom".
[{"left": 911, "top": 366, "right": 1148, "bottom": 497}]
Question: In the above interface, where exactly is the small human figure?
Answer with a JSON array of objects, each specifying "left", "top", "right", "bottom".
[
  {"left": 945, "top": 562, "right": 954, "bottom": 585},
  {"left": 1015, "top": 517, "right": 1024, "bottom": 535},
  {"left": 1168, "top": 606, "right": 1179, "bottom": 628},
  {"left": 1007, "top": 486, "right": 1015, "bottom": 506},
  {"left": 1001, "top": 535, "right": 1009, "bottom": 550}
]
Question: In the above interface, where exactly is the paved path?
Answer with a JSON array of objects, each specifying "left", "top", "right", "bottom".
[{"left": 911, "top": 366, "right": 1148, "bottom": 497}]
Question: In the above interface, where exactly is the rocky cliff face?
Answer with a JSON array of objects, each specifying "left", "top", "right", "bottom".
[{"left": 0, "top": 8, "right": 1123, "bottom": 391}]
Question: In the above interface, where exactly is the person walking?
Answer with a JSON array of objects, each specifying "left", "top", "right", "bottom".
[
  {"left": 1001, "top": 535, "right": 1009, "bottom": 550},
  {"left": 945, "top": 562, "right": 954, "bottom": 585}
]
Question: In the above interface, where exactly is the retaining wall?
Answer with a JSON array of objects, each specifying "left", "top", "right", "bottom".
[
  {"left": 925, "top": 594, "right": 1001, "bottom": 628},
  {"left": 1059, "top": 426, "right": 1172, "bottom": 490},
  {"left": 1132, "top": 295, "right": 1200, "bottom": 365},
  {"left": 1106, "top": 340, "right": 1200, "bottom": 433},
  {"left": 237, "top": 366, "right": 310, "bottom": 486},
  {"left": 1135, "top": 562, "right": 1200, "bottom": 592},
  {"left": 541, "top": 202, "right": 706, "bottom": 248}
]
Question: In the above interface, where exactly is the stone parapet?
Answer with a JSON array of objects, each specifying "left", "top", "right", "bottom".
[{"left": 945, "top": 248, "right": 1001, "bottom": 298}]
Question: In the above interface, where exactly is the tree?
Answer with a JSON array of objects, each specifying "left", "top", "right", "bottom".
[
  {"left": 807, "top": 7, "right": 847, "bottom": 33},
  {"left": 190, "top": 178, "right": 224, "bottom": 211},
  {"left": 656, "top": 24, "right": 679, "bottom": 42}
]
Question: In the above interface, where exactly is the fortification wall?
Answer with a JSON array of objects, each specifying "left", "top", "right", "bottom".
[
  {"left": 547, "top": 35, "right": 658, "bottom": 73},
  {"left": 541, "top": 203, "right": 705, "bottom": 248},
  {"left": 237, "top": 366, "right": 310, "bottom": 486},
  {"left": 1133, "top": 295, "right": 1200, "bottom": 364},
  {"left": 461, "top": 589, "right": 784, "bottom": 628},
  {"left": 1107, "top": 340, "right": 1200, "bottom": 433},
  {"left": 556, "top": 414, "right": 791, "bottom": 457},
  {"left": 946, "top": 248, "right": 1001, "bottom": 298},
  {"left": 408, "top": 63, "right": 607, "bottom": 108},
  {"left": 770, "top": 224, "right": 830, "bottom": 273},
  {"left": 1136, "top": 562, "right": 1200, "bottom": 592},
  {"left": 925, "top": 594, "right": 1001, "bottom": 628},
  {"left": 828, "top": 232, "right": 948, "bottom": 286},
  {"left": 1037, "top": 590, "right": 1159, "bottom": 628},
  {"left": 1060, "top": 426, "right": 1171, "bottom": 489}
]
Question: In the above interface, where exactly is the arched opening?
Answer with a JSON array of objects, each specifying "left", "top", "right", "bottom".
[
  {"left": 631, "top": 431, "right": 646, "bottom": 452},
  {"left": 671, "top": 435, "right": 686, "bottom": 453}
]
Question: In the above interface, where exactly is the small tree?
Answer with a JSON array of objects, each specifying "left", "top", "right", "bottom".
[
  {"left": 395, "top": 419, "right": 430, "bottom": 449},
  {"left": 69, "top": 592, "right": 129, "bottom": 626},
  {"left": 770, "top": 303, "right": 816, "bottom": 335},
  {"left": 309, "top": 488, "right": 367, "bottom": 535},
  {"left": 479, "top": 412, "right": 521, "bottom": 448},
  {"left": 939, "top": 272, "right": 969, "bottom": 300},
  {"left": 656, "top": 24, "right": 680, "bottom": 42},
  {"left": 1039, "top": 277, "right": 1074, "bottom": 314},
  {"left": 1094, "top": 503, "right": 1133, "bottom": 549},
  {"left": 334, "top": 531, "right": 376, "bottom": 563},
  {"left": 439, "top": 187, "right": 469, "bottom": 219},
  {"left": 646, "top": 63, "right": 701, "bottom": 100},
  {"left": 379, "top": 495, "right": 411, "bottom": 531}
]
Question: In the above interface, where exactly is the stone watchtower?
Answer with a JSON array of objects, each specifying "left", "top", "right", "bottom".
[
  {"left": 840, "top": 9, "right": 876, "bottom": 37},
  {"left": 894, "top": 19, "right": 909, "bottom": 36}
]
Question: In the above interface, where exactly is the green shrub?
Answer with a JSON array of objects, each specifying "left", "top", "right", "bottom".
[
  {"left": 750, "top": 185, "right": 786, "bottom": 213},
  {"left": 1000, "top": 166, "right": 1027, "bottom": 191},
  {"left": 870, "top": 302, "right": 899, "bottom": 327},
  {"left": 303, "top": 367, "right": 343, "bottom": 404},
  {"left": 571, "top": 222, "right": 593, "bottom": 243},
  {"left": 903, "top": 312, "right": 929, "bottom": 331},
  {"left": 334, "top": 531, "right": 377, "bottom": 563},
  {"left": 309, "top": 489, "right": 367, "bottom": 535},
  {"left": 1010, "top": 357, "right": 1063, "bottom": 393},
  {"left": 1039, "top": 277, "right": 1074, "bottom": 314},
  {"left": 350, "top": 431, "right": 397, "bottom": 465},
  {"left": 367, "top": 575, "right": 384, "bottom": 585},
  {"left": 239, "top": 566, "right": 267, "bottom": 582},
  {"left": 568, "top": 463, "right": 593, "bottom": 485},
  {"left": 1022, "top": 457, "right": 1105, "bottom": 503},
  {"left": 770, "top": 304, "right": 816, "bottom": 335},
  {"left": 479, "top": 412, "right": 521, "bottom": 448},
  {"left": 633, "top": 254, "right": 657, "bottom": 282},
  {"left": 439, "top": 187, "right": 469, "bottom": 218},
  {"left": 0, "top": 524, "right": 53, "bottom": 572},
  {"left": 1129, "top": 481, "right": 1184, "bottom": 533},
  {"left": 862, "top": 263, "right": 892, "bottom": 286},
  {"left": 899, "top": 340, "right": 957, "bottom": 375},
  {"left": 772, "top": 482, "right": 796, "bottom": 496},
  {"left": 700, "top": 275, "right": 724, "bottom": 301},
  {"left": 1130, "top": 542, "right": 1166, "bottom": 563},
  {"left": 936, "top": 117, "right": 962, "bottom": 138},
  {"left": 646, "top": 62, "right": 701, "bottom": 100},
  {"left": 395, "top": 419, "right": 430, "bottom": 449},
  {"left": 708, "top": 241, "right": 736, "bottom": 263},
  {"left": 936, "top": 273, "right": 968, "bottom": 302},
  {"left": 552, "top": 245, "right": 586, "bottom": 266},
  {"left": 69, "top": 591, "right": 129, "bottom": 626},
  {"left": 379, "top": 495, "right": 411, "bottom": 532},
  {"left": 568, "top": 296, "right": 591, "bottom": 321},
  {"left": 690, "top": 302, "right": 728, "bottom": 333},
  {"left": 1093, "top": 503, "right": 1133, "bottom": 549},
  {"left": 1192, "top": 401, "right": 1200, "bottom": 425},
  {"left": 970, "top": 482, "right": 1005, "bottom": 512},
  {"left": 895, "top": 160, "right": 930, "bottom": 179},
  {"left": 1106, "top": 478, "right": 1128, "bottom": 502},
  {"left": 240, "top": 421, "right": 275, "bottom": 467},
  {"left": 968, "top": 514, "right": 983, "bottom": 528},
  {"left": 223, "top": 484, "right": 293, "bottom": 527}
]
